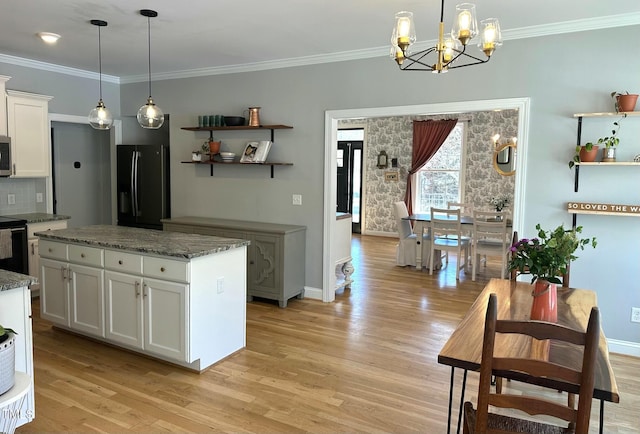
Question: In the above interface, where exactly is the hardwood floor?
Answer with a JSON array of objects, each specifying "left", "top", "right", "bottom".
[{"left": 17, "top": 235, "right": 640, "bottom": 433}]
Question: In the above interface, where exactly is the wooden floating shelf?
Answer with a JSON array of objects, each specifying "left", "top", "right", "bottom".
[
  {"left": 573, "top": 111, "right": 640, "bottom": 118},
  {"left": 567, "top": 209, "right": 639, "bottom": 217},
  {"left": 181, "top": 125, "right": 293, "bottom": 131},
  {"left": 575, "top": 162, "right": 640, "bottom": 166},
  {"left": 181, "top": 160, "right": 293, "bottom": 178}
]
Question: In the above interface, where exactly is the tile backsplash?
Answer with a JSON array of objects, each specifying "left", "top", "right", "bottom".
[{"left": 0, "top": 178, "right": 47, "bottom": 215}]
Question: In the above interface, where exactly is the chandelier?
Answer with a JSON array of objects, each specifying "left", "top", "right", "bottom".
[{"left": 390, "top": 1, "right": 502, "bottom": 73}]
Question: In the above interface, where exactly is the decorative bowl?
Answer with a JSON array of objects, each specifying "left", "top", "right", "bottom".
[
  {"left": 223, "top": 116, "right": 245, "bottom": 126},
  {"left": 219, "top": 152, "right": 235, "bottom": 158}
]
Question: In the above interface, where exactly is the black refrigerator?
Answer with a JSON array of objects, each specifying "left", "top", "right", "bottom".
[{"left": 117, "top": 144, "right": 170, "bottom": 230}]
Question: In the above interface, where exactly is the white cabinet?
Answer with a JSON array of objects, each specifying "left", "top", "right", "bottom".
[
  {"left": 0, "top": 75, "right": 9, "bottom": 136},
  {"left": 27, "top": 220, "right": 69, "bottom": 294},
  {"left": 104, "top": 250, "right": 188, "bottom": 361},
  {"left": 39, "top": 240, "right": 105, "bottom": 338},
  {"left": 6, "top": 90, "right": 53, "bottom": 177}
]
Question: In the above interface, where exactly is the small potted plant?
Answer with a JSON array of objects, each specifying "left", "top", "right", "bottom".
[
  {"left": 509, "top": 224, "right": 596, "bottom": 322},
  {"left": 568, "top": 116, "right": 624, "bottom": 168},
  {"left": 489, "top": 195, "right": 510, "bottom": 212},
  {"left": 611, "top": 91, "right": 638, "bottom": 113},
  {"left": 191, "top": 150, "right": 203, "bottom": 162}
]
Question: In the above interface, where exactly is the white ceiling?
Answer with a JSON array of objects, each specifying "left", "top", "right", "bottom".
[{"left": 1, "top": 0, "right": 639, "bottom": 82}]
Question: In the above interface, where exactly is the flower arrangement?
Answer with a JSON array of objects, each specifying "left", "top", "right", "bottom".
[
  {"left": 489, "top": 195, "right": 510, "bottom": 212},
  {"left": 508, "top": 224, "right": 597, "bottom": 284}
]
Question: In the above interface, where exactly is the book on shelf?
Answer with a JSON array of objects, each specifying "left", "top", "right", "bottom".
[{"left": 240, "top": 140, "right": 272, "bottom": 163}]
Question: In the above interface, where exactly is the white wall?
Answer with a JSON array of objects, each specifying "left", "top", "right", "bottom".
[{"left": 120, "top": 25, "right": 640, "bottom": 347}]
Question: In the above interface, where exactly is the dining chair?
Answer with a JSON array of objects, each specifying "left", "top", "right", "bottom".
[
  {"left": 463, "top": 293, "right": 600, "bottom": 434},
  {"left": 471, "top": 211, "right": 511, "bottom": 281},
  {"left": 393, "top": 201, "right": 432, "bottom": 268},
  {"left": 447, "top": 201, "right": 474, "bottom": 217},
  {"left": 429, "top": 207, "right": 470, "bottom": 280}
]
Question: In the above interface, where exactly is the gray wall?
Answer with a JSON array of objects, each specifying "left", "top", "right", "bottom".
[{"left": 120, "top": 25, "right": 640, "bottom": 345}]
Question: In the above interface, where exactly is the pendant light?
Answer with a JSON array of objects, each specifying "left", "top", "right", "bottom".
[
  {"left": 88, "top": 19, "right": 113, "bottom": 130},
  {"left": 137, "top": 9, "right": 164, "bottom": 129}
]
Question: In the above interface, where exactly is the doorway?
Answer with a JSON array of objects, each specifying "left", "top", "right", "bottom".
[
  {"left": 337, "top": 130, "right": 364, "bottom": 233},
  {"left": 51, "top": 122, "right": 112, "bottom": 228}
]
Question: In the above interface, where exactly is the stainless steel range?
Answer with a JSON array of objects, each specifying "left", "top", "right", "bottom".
[{"left": 0, "top": 216, "right": 28, "bottom": 274}]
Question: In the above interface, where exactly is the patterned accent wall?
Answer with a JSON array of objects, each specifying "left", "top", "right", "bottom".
[{"left": 339, "top": 109, "right": 518, "bottom": 235}]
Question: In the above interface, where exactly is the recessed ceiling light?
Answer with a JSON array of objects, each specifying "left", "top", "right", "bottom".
[{"left": 37, "top": 32, "right": 61, "bottom": 44}]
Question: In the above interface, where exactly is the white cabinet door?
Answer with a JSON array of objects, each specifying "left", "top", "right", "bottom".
[
  {"left": 6, "top": 90, "right": 52, "bottom": 177},
  {"left": 104, "top": 271, "right": 143, "bottom": 350},
  {"left": 143, "top": 277, "right": 188, "bottom": 361},
  {"left": 28, "top": 239, "right": 40, "bottom": 291},
  {"left": 69, "top": 264, "right": 104, "bottom": 337},
  {"left": 39, "top": 258, "right": 69, "bottom": 326}
]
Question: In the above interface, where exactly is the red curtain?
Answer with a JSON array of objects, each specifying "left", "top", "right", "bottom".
[{"left": 404, "top": 119, "right": 458, "bottom": 215}]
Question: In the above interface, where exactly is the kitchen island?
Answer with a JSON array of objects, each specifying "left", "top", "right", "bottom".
[{"left": 37, "top": 225, "right": 249, "bottom": 372}]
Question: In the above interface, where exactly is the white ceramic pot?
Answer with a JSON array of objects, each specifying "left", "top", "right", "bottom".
[{"left": 0, "top": 334, "right": 16, "bottom": 395}]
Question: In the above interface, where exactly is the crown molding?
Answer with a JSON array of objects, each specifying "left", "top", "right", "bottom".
[
  {"left": 0, "top": 53, "right": 120, "bottom": 84},
  {"left": 1, "top": 13, "right": 638, "bottom": 84}
]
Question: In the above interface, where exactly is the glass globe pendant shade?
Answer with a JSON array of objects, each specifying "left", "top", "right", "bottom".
[
  {"left": 89, "top": 100, "right": 113, "bottom": 130},
  {"left": 137, "top": 97, "right": 164, "bottom": 129}
]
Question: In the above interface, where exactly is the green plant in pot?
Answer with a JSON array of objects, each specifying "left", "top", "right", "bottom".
[
  {"left": 509, "top": 224, "right": 597, "bottom": 322},
  {"left": 611, "top": 91, "right": 639, "bottom": 113},
  {"left": 568, "top": 115, "right": 624, "bottom": 168},
  {"left": 0, "top": 325, "right": 16, "bottom": 344}
]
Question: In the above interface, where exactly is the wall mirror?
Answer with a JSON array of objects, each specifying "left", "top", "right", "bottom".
[{"left": 493, "top": 142, "right": 516, "bottom": 176}]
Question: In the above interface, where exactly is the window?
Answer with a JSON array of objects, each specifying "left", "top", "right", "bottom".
[{"left": 414, "top": 122, "right": 465, "bottom": 213}]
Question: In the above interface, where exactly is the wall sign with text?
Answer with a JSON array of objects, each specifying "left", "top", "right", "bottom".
[{"left": 567, "top": 202, "right": 640, "bottom": 217}]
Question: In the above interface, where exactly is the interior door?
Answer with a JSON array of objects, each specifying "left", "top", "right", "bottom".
[{"left": 336, "top": 140, "right": 363, "bottom": 233}]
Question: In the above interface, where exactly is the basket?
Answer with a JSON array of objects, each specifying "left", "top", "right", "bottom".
[{"left": 0, "top": 334, "right": 16, "bottom": 395}]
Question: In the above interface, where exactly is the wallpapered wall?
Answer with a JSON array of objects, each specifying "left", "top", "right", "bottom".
[{"left": 339, "top": 109, "right": 518, "bottom": 235}]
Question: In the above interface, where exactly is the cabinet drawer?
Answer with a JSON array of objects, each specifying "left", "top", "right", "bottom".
[
  {"left": 28, "top": 220, "right": 68, "bottom": 239},
  {"left": 39, "top": 240, "right": 68, "bottom": 260},
  {"left": 143, "top": 256, "right": 189, "bottom": 283},
  {"left": 68, "top": 244, "right": 104, "bottom": 267},
  {"left": 104, "top": 250, "right": 142, "bottom": 274}
]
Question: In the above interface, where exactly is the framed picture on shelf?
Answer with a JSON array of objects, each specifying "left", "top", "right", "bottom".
[{"left": 240, "top": 140, "right": 272, "bottom": 163}]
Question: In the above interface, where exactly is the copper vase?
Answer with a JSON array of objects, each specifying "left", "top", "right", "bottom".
[{"left": 530, "top": 280, "right": 557, "bottom": 322}]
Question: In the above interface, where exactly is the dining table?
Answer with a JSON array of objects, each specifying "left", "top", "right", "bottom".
[
  {"left": 437, "top": 278, "right": 619, "bottom": 434},
  {"left": 403, "top": 213, "right": 511, "bottom": 271}
]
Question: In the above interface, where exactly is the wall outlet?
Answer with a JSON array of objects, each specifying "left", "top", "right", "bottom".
[
  {"left": 217, "top": 277, "right": 224, "bottom": 294},
  {"left": 292, "top": 194, "right": 302, "bottom": 205},
  {"left": 7, "top": 194, "right": 15, "bottom": 205},
  {"left": 36, "top": 193, "right": 43, "bottom": 203},
  {"left": 632, "top": 307, "right": 640, "bottom": 323}
]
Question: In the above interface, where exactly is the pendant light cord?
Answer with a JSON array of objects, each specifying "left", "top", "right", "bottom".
[
  {"left": 98, "top": 24, "right": 103, "bottom": 100},
  {"left": 147, "top": 15, "right": 152, "bottom": 98},
  {"left": 440, "top": 0, "right": 444, "bottom": 23}
]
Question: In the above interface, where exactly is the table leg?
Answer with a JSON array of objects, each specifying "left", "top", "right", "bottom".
[
  {"left": 599, "top": 399, "right": 604, "bottom": 434},
  {"left": 415, "top": 221, "right": 424, "bottom": 270},
  {"left": 447, "top": 367, "right": 455, "bottom": 434},
  {"left": 457, "top": 370, "right": 467, "bottom": 434}
]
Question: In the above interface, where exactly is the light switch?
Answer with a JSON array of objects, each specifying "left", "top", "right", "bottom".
[
  {"left": 36, "top": 193, "right": 43, "bottom": 203},
  {"left": 7, "top": 194, "right": 15, "bottom": 205}
]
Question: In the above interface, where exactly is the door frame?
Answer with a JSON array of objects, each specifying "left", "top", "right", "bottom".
[
  {"left": 48, "top": 113, "right": 121, "bottom": 224},
  {"left": 323, "top": 98, "right": 530, "bottom": 303}
]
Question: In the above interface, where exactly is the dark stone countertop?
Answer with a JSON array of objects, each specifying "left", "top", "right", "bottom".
[
  {"left": 36, "top": 225, "right": 250, "bottom": 259},
  {"left": 6, "top": 213, "right": 71, "bottom": 224},
  {"left": 0, "top": 270, "right": 37, "bottom": 292}
]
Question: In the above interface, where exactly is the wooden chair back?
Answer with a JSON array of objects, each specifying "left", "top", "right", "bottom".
[
  {"left": 509, "top": 230, "right": 570, "bottom": 287},
  {"left": 447, "top": 201, "right": 474, "bottom": 217},
  {"left": 472, "top": 293, "right": 600, "bottom": 434}
]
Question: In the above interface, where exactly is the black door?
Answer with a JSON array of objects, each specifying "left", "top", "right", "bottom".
[{"left": 336, "top": 140, "right": 363, "bottom": 233}]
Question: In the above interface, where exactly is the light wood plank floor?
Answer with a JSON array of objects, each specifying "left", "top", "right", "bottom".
[{"left": 17, "top": 235, "right": 640, "bottom": 433}]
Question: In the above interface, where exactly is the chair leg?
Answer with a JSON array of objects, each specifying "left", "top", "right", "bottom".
[
  {"left": 495, "top": 376, "right": 503, "bottom": 394},
  {"left": 429, "top": 244, "right": 434, "bottom": 275},
  {"left": 472, "top": 251, "right": 477, "bottom": 281}
]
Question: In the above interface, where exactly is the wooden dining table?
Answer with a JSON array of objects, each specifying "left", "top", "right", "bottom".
[
  {"left": 437, "top": 278, "right": 619, "bottom": 434},
  {"left": 403, "top": 214, "right": 511, "bottom": 270}
]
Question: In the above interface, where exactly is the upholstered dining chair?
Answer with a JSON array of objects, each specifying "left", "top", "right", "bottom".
[
  {"left": 471, "top": 211, "right": 511, "bottom": 281},
  {"left": 463, "top": 293, "right": 600, "bottom": 434},
  {"left": 429, "top": 207, "right": 470, "bottom": 280},
  {"left": 393, "top": 201, "right": 431, "bottom": 268}
]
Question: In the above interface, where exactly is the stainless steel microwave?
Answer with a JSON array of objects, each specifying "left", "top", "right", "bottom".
[{"left": 0, "top": 136, "right": 11, "bottom": 177}]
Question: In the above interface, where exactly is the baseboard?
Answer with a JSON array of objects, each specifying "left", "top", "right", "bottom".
[
  {"left": 304, "top": 286, "right": 323, "bottom": 301},
  {"left": 361, "top": 230, "right": 396, "bottom": 238},
  {"left": 607, "top": 338, "right": 640, "bottom": 357}
]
